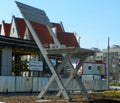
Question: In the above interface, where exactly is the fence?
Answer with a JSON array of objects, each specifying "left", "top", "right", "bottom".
[{"left": 0, "top": 76, "right": 107, "bottom": 93}]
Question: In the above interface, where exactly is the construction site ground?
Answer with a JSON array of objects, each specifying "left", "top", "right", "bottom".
[{"left": 0, "top": 93, "right": 120, "bottom": 103}]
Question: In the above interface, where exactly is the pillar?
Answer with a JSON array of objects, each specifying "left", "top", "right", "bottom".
[{"left": 1, "top": 48, "right": 12, "bottom": 76}]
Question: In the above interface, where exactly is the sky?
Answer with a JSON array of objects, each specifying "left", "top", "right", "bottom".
[{"left": 0, "top": 0, "right": 120, "bottom": 50}]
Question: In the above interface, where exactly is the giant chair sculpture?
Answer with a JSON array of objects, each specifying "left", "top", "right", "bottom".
[{"left": 16, "top": 1, "right": 94, "bottom": 101}]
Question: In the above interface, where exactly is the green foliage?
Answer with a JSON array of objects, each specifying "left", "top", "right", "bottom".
[
  {"left": 110, "top": 82, "right": 120, "bottom": 86},
  {"left": 95, "top": 90, "right": 120, "bottom": 98}
]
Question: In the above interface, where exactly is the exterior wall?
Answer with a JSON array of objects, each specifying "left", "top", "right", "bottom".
[
  {"left": 103, "top": 47, "right": 120, "bottom": 81},
  {"left": 9, "top": 17, "right": 19, "bottom": 38},
  {"left": 74, "top": 32, "right": 80, "bottom": 47},
  {"left": 95, "top": 52, "right": 103, "bottom": 62},
  {"left": 82, "top": 62, "right": 106, "bottom": 75},
  {"left": 1, "top": 22, "right": 5, "bottom": 36},
  {"left": 88, "top": 46, "right": 120, "bottom": 82},
  {"left": 1, "top": 48, "right": 12, "bottom": 76},
  {"left": 24, "top": 28, "right": 30, "bottom": 40}
]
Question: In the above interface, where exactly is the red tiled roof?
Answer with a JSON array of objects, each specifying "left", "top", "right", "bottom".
[
  {"left": 29, "top": 21, "right": 79, "bottom": 47},
  {"left": 13, "top": 18, "right": 78, "bottom": 47},
  {"left": 31, "top": 21, "right": 63, "bottom": 32},
  {"left": 30, "top": 21, "right": 53, "bottom": 45},
  {"left": 15, "top": 17, "right": 26, "bottom": 39},
  {"left": 35, "top": 29, "right": 54, "bottom": 44},
  {"left": 57, "top": 32, "right": 79, "bottom": 47},
  {"left": 2, "top": 20, "right": 11, "bottom": 37},
  {"left": 52, "top": 23, "right": 63, "bottom": 32},
  {"left": 30, "top": 21, "right": 47, "bottom": 30}
]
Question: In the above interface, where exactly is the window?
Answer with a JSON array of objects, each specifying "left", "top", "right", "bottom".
[
  {"left": 97, "top": 66, "right": 102, "bottom": 74},
  {"left": 12, "top": 28, "right": 14, "bottom": 33},
  {"left": 88, "top": 66, "right": 92, "bottom": 70},
  {"left": 97, "top": 66, "right": 102, "bottom": 71}
]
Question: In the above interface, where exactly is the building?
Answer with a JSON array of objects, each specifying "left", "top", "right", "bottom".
[
  {"left": 103, "top": 45, "right": 120, "bottom": 81},
  {"left": 86, "top": 45, "right": 120, "bottom": 82},
  {"left": 0, "top": 16, "right": 80, "bottom": 77},
  {"left": 86, "top": 48, "right": 102, "bottom": 62}
]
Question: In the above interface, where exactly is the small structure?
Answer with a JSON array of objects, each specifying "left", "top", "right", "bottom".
[
  {"left": 81, "top": 62, "right": 107, "bottom": 91},
  {"left": 16, "top": 1, "right": 94, "bottom": 101},
  {"left": 82, "top": 62, "right": 106, "bottom": 76}
]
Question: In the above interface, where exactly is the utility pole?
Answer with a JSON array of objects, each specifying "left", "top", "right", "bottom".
[{"left": 107, "top": 37, "right": 110, "bottom": 89}]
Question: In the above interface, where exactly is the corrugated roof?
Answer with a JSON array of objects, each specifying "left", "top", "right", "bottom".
[{"left": 2, "top": 20, "right": 11, "bottom": 37}]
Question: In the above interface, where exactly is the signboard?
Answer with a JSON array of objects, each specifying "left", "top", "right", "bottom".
[{"left": 29, "top": 60, "right": 43, "bottom": 71}]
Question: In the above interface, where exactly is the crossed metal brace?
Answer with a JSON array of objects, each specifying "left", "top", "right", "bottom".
[
  {"left": 16, "top": 1, "right": 94, "bottom": 101},
  {"left": 47, "top": 25, "right": 91, "bottom": 99}
]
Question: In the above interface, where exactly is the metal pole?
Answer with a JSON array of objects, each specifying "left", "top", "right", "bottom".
[{"left": 107, "top": 37, "right": 110, "bottom": 89}]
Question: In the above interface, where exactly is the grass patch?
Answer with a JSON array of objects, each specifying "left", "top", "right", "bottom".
[
  {"left": 110, "top": 82, "right": 120, "bottom": 86},
  {"left": 93, "top": 90, "right": 120, "bottom": 98}
]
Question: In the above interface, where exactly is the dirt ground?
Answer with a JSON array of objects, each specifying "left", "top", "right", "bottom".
[
  {"left": 0, "top": 94, "right": 120, "bottom": 103},
  {"left": 0, "top": 95, "right": 36, "bottom": 103},
  {"left": 0, "top": 95, "right": 92, "bottom": 103}
]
